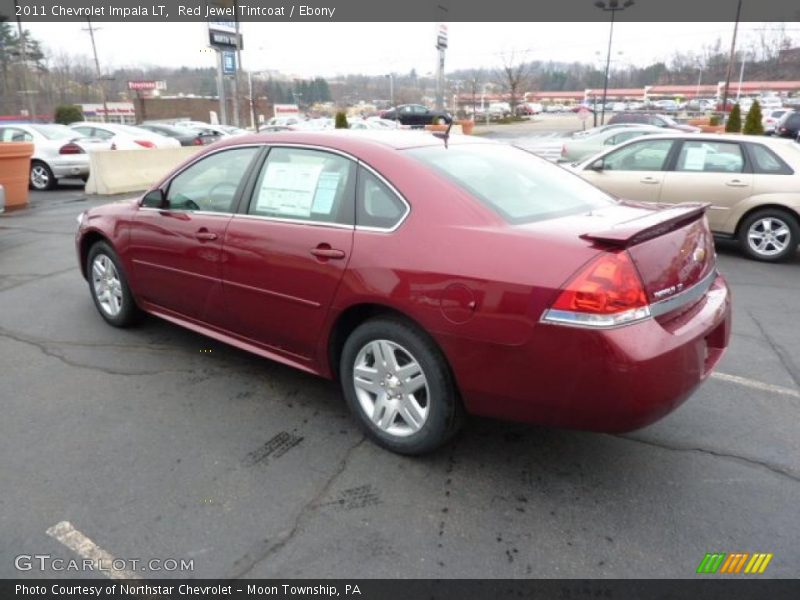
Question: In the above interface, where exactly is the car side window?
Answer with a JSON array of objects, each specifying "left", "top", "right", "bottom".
[
  {"left": 248, "top": 147, "right": 355, "bottom": 225},
  {"left": 71, "top": 126, "right": 93, "bottom": 137},
  {"left": 166, "top": 147, "right": 259, "bottom": 213},
  {"left": 356, "top": 166, "right": 407, "bottom": 229},
  {"left": 91, "top": 128, "right": 113, "bottom": 140},
  {"left": 676, "top": 141, "right": 744, "bottom": 173},
  {"left": 748, "top": 144, "right": 794, "bottom": 175},
  {"left": 1, "top": 127, "right": 32, "bottom": 142},
  {"left": 602, "top": 139, "right": 674, "bottom": 171}
]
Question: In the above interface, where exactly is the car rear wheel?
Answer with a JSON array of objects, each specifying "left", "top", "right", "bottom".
[
  {"left": 738, "top": 209, "right": 799, "bottom": 262},
  {"left": 87, "top": 242, "right": 140, "bottom": 327},
  {"left": 340, "top": 318, "right": 463, "bottom": 455},
  {"left": 30, "top": 161, "right": 56, "bottom": 191}
]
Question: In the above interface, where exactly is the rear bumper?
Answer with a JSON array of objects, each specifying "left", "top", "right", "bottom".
[
  {"left": 50, "top": 157, "right": 90, "bottom": 179},
  {"left": 442, "top": 274, "right": 731, "bottom": 432}
]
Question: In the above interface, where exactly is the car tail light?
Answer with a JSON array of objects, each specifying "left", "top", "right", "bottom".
[
  {"left": 134, "top": 140, "right": 156, "bottom": 148},
  {"left": 59, "top": 143, "right": 84, "bottom": 155},
  {"left": 561, "top": 144, "right": 566, "bottom": 157},
  {"left": 193, "top": 137, "right": 204, "bottom": 145},
  {"left": 542, "top": 251, "right": 650, "bottom": 328}
]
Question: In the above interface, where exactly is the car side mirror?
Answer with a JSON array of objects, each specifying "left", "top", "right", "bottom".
[
  {"left": 141, "top": 188, "right": 166, "bottom": 208},
  {"left": 589, "top": 159, "right": 604, "bottom": 171}
]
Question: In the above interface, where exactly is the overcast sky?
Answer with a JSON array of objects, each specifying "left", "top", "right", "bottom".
[{"left": 25, "top": 22, "right": 800, "bottom": 78}]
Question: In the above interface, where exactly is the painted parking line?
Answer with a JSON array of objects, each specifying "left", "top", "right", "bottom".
[
  {"left": 711, "top": 372, "right": 800, "bottom": 400},
  {"left": 46, "top": 521, "right": 141, "bottom": 580}
]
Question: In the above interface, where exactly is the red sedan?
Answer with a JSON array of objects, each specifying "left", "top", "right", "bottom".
[{"left": 75, "top": 131, "right": 731, "bottom": 455}]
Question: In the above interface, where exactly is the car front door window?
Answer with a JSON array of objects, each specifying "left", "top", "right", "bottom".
[
  {"left": 167, "top": 147, "right": 259, "bottom": 213},
  {"left": 602, "top": 139, "right": 674, "bottom": 171}
]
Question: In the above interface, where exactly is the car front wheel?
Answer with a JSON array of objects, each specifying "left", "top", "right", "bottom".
[
  {"left": 30, "top": 161, "right": 56, "bottom": 191},
  {"left": 738, "top": 209, "right": 799, "bottom": 262},
  {"left": 340, "top": 318, "right": 463, "bottom": 455},
  {"left": 87, "top": 242, "right": 140, "bottom": 327}
]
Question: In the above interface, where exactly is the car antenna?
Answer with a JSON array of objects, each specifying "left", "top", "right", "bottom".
[{"left": 432, "top": 119, "right": 454, "bottom": 148}]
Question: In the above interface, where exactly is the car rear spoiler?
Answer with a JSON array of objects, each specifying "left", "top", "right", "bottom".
[{"left": 580, "top": 202, "right": 710, "bottom": 247}]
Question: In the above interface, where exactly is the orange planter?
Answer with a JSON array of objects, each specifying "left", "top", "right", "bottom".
[
  {"left": 458, "top": 119, "right": 475, "bottom": 135},
  {"left": 424, "top": 124, "right": 449, "bottom": 132},
  {"left": 0, "top": 142, "right": 33, "bottom": 211},
  {"left": 698, "top": 125, "right": 726, "bottom": 133}
]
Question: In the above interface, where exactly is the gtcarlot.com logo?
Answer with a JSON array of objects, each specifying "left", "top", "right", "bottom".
[{"left": 696, "top": 552, "right": 773, "bottom": 574}]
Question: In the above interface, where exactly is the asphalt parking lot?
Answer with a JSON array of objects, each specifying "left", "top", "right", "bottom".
[{"left": 1, "top": 170, "right": 799, "bottom": 579}]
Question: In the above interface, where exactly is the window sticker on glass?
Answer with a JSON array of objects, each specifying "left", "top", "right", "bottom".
[
  {"left": 311, "top": 171, "right": 341, "bottom": 215},
  {"left": 683, "top": 147, "right": 707, "bottom": 171},
  {"left": 256, "top": 162, "right": 323, "bottom": 217}
]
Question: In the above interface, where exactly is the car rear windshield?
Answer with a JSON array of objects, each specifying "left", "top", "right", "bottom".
[
  {"left": 406, "top": 144, "right": 615, "bottom": 224},
  {"left": 30, "top": 124, "right": 81, "bottom": 140}
]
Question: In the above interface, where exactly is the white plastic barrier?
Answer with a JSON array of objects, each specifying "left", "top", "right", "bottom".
[{"left": 85, "top": 146, "right": 204, "bottom": 195}]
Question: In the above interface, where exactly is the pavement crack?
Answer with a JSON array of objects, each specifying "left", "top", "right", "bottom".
[
  {"left": 748, "top": 309, "right": 800, "bottom": 390},
  {"left": 615, "top": 434, "right": 800, "bottom": 484},
  {"left": 0, "top": 326, "right": 198, "bottom": 377},
  {"left": 0, "top": 266, "right": 78, "bottom": 292},
  {"left": 229, "top": 435, "right": 366, "bottom": 579}
]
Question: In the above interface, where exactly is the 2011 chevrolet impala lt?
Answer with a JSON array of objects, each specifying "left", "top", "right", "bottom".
[{"left": 75, "top": 131, "right": 731, "bottom": 454}]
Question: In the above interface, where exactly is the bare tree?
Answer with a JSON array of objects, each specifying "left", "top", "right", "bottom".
[{"left": 495, "top": 50, "right": 532, "bottom": 114}]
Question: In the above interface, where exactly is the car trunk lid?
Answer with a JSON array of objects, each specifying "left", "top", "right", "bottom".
[{"left": 580, "top": 202, "right": 716, "bottom": 309}]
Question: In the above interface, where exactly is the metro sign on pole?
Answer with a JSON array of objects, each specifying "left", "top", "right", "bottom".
[{"left": 436, "top": 24, "right": 448, "bottom": 49}]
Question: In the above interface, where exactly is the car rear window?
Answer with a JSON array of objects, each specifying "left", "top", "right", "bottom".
[
  {"left": 406, "top": 144, "right": 615, "bottom": 224},
  {"left": 30, "top": 124, "right": 79, "bottom": 140}
]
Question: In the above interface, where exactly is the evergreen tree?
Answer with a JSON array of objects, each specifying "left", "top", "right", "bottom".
[
  {"left": 743, "top": 99, "right": 764, "bottom": 135},
  {"left": 726, "top": 103, "right": 742, "bottom": 133}
]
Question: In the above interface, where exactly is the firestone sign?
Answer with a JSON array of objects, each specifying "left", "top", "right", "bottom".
[{"left": 127, "top": 81, "right": 166, "bottom": 91}]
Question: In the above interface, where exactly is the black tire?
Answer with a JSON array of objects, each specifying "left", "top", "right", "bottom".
[
  {"left": 86, "top": 241, "right": 140, "bottom": 327},
  {"left": 340, "top": 317, "right": 463, "bottom": 455},
  {"left": 30, "top": 160, "right": 56, "bottom": 191},
  {"left": 738, "top": 208, "right": 799, "bottom": 262}
]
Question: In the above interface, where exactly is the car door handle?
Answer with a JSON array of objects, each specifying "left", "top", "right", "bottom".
[
  {"left": 639, "top": 177, "right": 660, "bottom": 184},
  {"left": 725, "top": 179, "right": 748, "bottom": 187},
  {"left": 195, "top": 229, "right": 218, "bottom": 241},
  {"left": 310, "top": 245, "right": 346, "bottom": 260}
]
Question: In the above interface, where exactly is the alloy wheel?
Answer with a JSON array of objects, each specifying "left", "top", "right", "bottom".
[
  {"left": 747, "top": 217, "right": 791, "bottom": 258},
  {"left": 30, "top": 164, "right": 50, "bottom": 190},
  {"left": 352, "top": 339, "right": 430, "bottom": 437},
  {"left": 91, "top": 254, "right": 124, "bottom": 317}
]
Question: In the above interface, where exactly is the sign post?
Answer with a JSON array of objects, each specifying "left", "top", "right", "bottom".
[
  {"left": 207, "top": 6, "right": 243, "bottom": 126},
  {"left": 435, "top": 24, "right": 448, "bottom": 110}
]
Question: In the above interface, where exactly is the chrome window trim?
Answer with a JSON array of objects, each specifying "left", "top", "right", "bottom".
[
  {"left": 254, "top": 142, "right": 411, "bottom": 233},
  {"left": 137, "top": 207, "right": 236, "bottom": 218},
  {"left": 138, "top": 143, "right": 265, "bottom": 208},
  {"left": 232, "top": 213, "right": 354, "bottom": 230},
  {"left": 355, "top": 160, "right": 411, "bottom": 233},
  {"left": 137, "top": 141, "right": 412, "bottom": 232}
]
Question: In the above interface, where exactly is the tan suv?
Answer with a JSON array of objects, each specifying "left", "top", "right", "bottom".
[{"left": 573, "top": 133, "right": 800, "bottom": 262}]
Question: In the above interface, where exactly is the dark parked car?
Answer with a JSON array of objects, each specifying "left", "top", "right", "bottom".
[
  {"left": 137, "top": 123, "right": 219, "bottom": 146},
  {"left": 75, "top": 131, "right": 731, "bottom": 455},
  {"left": 775, "top": 110, "right": 800, "bottom": 140},
  {"left": 380, "top": 104, "right": 452, "bottom": 127},
  {"left": 607, "top": 112, "right": 700, "bottom": 133}
]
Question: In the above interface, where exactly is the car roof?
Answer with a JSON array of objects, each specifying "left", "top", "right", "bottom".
[{"left": 211, "top": 129, "right": 495, "bottom": 153}]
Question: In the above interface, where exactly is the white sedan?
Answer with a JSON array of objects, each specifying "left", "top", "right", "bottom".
[
  {"left": 69, "top": 123, "right": 180, "bottom": 150},
  {"left": 0, "top": 123, "right": 112, "bottom": 191}
]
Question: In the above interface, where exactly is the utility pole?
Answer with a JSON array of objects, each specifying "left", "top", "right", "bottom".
[
  {"left": 232, "top": 6, "right": 242, "bottom": 127},
  {"left": 13, "top": 0, "right": 36, "bottom": 121},
  {"left": 721, "top": 0, "right": 743, "bottom": 114},
  {"left": 83, "top": 19, "right": 109, "bottom": 122}
]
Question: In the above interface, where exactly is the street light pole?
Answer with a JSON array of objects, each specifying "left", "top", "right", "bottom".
[{"left": 594, "top": 0, "right": 634, "bottom": 126}]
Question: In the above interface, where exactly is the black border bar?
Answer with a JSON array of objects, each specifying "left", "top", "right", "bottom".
[
  {"left": 1, "top": 0, "right": 799, "bottom": 22},
  {"left": 4, "top": 579, "right": 800, "bottom": 600}
]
